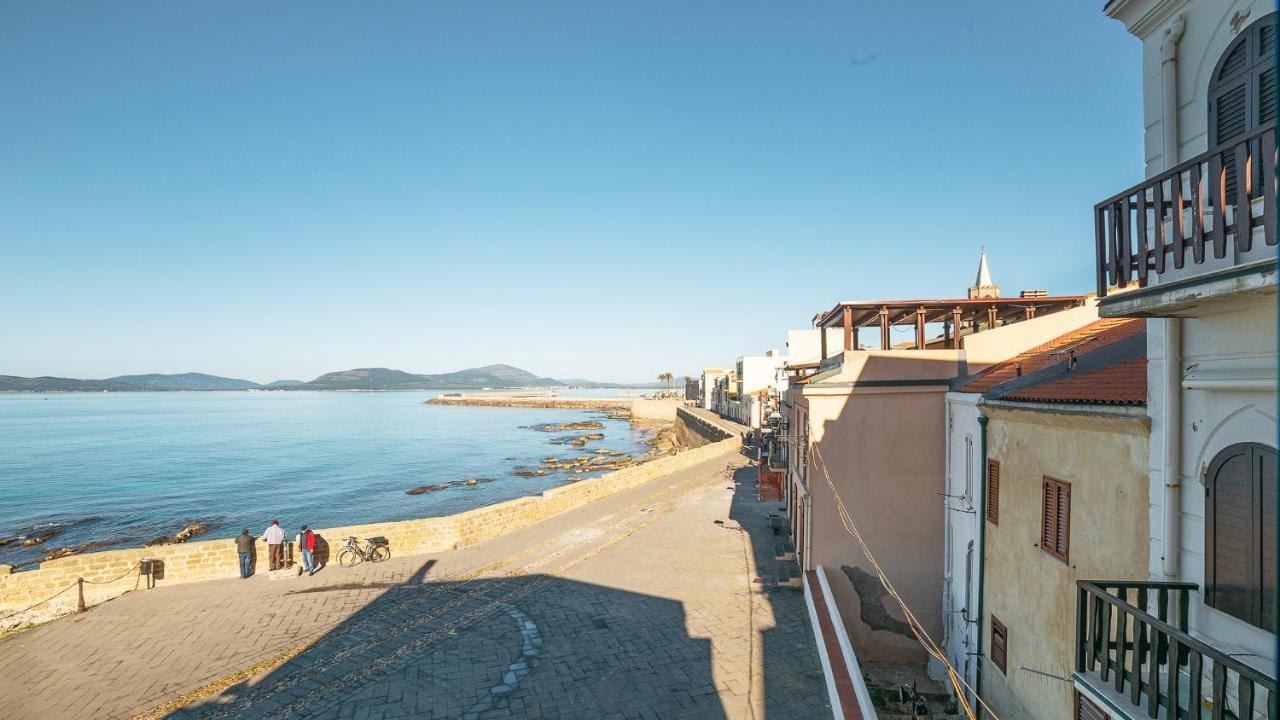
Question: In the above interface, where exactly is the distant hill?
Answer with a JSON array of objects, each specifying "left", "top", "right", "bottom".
[
  {"left": 294, "top": 364, "right": 565, "bottom": 391},
  {"left": 110, "top": 373, "right": 260, "bottom": 391},
  {"left": 0, "top": 372, "right": 260, "bottom": 392},
  {"left": 0, "top": 365, "right": 654, "bottom": 392}
]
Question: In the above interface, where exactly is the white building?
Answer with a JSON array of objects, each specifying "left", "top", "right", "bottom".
[
  {"left": 1070, "top": 1, "right": 1277, "bottom": 717},
  {"left": 699, "top": 368, "right": 729, "bottom": 410},
  {"left": 723, "top": 351, "right": 789, "bottom": 428}
]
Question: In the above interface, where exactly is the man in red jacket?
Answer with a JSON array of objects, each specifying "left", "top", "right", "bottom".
[{"left": 298, "top": 525, "right": 317, "bottom": 576}]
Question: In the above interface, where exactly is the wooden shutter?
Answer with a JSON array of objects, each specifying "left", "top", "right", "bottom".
[
  {"left": 989, "top": 616, "right": 1007, "bottom": 674},
  {"left": 985, "top": 460, "right": 1000, "bottom": 525},
  {"left": 1041, "top": 477, "right": 1071, "bottom": 562},
  {"left": 1207, "top": 443, "right": 1278, "bottom": 631},
  {"left": 1074, "top": 690, "right": 1107, "bottom": 720},
  {"left": 1208, "top": 13, "right": 1279, "bottom": 204}
]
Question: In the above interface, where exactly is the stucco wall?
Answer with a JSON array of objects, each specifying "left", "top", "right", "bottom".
[
  {"left": 801, "top": 386, "right": 947, "bottom": 662},
  {"left": 981, "top": 407, "right": 1150, "bottom": 720},
  {"left": 0, "top": 438, "right": 738, "bottom": 629},
  {"left": 940, "top": 392, "right": 983, "bottom": 696},
  {"left": 1147, "top": 292, "right": 1278, "bottom": 663}
]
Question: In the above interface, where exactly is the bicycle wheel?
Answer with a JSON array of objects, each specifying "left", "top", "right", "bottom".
[
  {"left": 370, "top": 545, "right": 390, "bottom": 563},
  {"left": 337, "top": 549, "right": 361, "bottom": 567}
]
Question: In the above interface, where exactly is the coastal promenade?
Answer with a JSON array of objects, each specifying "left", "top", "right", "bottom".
[{"left": 0, "top": 441, "right": 829, "bottom": 719}]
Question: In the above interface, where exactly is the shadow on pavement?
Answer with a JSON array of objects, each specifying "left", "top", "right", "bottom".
[{"left": 169, "top": 464, "right": 828, "bottom": 720}]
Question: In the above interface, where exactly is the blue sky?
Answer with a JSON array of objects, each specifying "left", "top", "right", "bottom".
[{"left": 1, "top": 2, "right": 1141, "bottom": 383}]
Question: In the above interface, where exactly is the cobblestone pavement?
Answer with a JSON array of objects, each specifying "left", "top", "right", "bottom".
[{"left": 0, "top": 447, "right": 830, "bottom": 719}]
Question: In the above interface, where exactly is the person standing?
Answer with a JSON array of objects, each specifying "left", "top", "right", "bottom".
[
  {"left": 298, "top": 525, "right": 317, "bottom": 576},
  {"left": 235, "top": 528, "right": 254, "bottom": 578},
  {"left": 262, "top": 520, "right": 285, "bottom": 571}
]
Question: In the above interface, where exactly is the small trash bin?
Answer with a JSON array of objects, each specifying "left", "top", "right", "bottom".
[{"left": 139, "top": 558, "right": 153, "bottom": 576}]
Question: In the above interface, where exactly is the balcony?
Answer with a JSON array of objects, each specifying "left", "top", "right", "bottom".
[
  {"left": 1094, "top": 124, "right": 1277, "bottom": 316},
  {"left": 1075, "top": 581, "right": 1277, "bottom": 719}
]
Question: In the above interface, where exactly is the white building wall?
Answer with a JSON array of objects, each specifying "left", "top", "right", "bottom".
[
  {"left": 1111, "top": 0, "right": 1279, "bottom": 668},
  {"left": 940, "top": 391, "right": 983, "bottom": 704},
  {"left": 786, "top": 328, "right": 845, "bottom": 364},
  {"left": 1146, "top": 294, "right": 1277, "bottom": 664}
]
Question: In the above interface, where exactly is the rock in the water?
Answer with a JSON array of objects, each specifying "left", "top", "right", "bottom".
[
  {"left": 144, "top": 522, "right": 212, "bottom": 546},
  {"left": 20, "top": 530, "right": 60, "bottom": 547},
  {"left": 407, "top": 485, "right": 443, "bottom": 495},
  {"left": 530, "top": 420, "right": 605, "bottom": 433}
]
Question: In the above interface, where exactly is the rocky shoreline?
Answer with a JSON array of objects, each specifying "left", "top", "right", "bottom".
[
  {"left": 2, "top": 405, "right": 680, "bottom": 571},
  {"left": 425, "top": 396, "right": 631, "bottom": 410}
]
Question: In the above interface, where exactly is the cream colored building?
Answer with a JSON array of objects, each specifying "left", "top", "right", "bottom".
[
  {"left": 1072, "top": 1, "right": 1277, "bottom": 717},
  {"left": 959, "top": 319, "right": 1150, "bottom": 720}
]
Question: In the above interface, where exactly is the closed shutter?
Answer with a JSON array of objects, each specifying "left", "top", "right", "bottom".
[
  {"left": 986, "top": 460, "right": 1000, "bottom": 525},
  {"left": 1074, "top": 690, "right": 1108, "bottom": 720},
  {"left": 1041, "top": 477, "right": 1071, "bottom": 562},
  {"left": 1207, "top": 13, "right": 1278, "bottom": 207},
  {"left": 1207, "top": 443, "right": 1279, "bottom": 632},
  {"left": 990, "top": 616, "right": 1007, "bottom": 674}
]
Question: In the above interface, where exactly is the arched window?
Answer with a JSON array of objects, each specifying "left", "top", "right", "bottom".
[
  {"left": 1207, "top": 13, "right": 1277, "bottom": 199},
  {"left": 1205, "top": 442, "right": 1277, "bottom": 631}
]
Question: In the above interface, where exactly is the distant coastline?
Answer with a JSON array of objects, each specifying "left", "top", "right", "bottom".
[{"left": 0, "top": 364, "right": 679, "bottom": 393}]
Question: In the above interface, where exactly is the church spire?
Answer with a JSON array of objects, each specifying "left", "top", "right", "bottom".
[{"left": 968, "top": 248, "right": 1000, "bottom": 299}]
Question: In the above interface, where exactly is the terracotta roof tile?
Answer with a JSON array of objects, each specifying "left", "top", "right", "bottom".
[
  {"left": 957, "top": 318, "right": 1144, "bottom": 393},
  {"left": 1003, "top": 356, "right": 1147, "bottom": 405}
]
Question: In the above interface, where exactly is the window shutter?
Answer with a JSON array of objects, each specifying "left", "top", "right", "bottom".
[
  {"left": 1207, "top": 444, "right": 1279, "bottom": 632},
  {"left": 985, "top": 460, "right": 1000, "bottom": 525},
  {"left": 1074, "top": 690, "right": 1107, "bottom": 720},
  {"left": 989, "top": 616, "right": 1007, "bottom": 674},
  {"left": 1041, "top": 477, "right": 1071, "bottom": 562}
]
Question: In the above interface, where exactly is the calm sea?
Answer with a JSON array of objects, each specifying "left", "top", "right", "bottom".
[{"left": 0, "top": 391, "right": 656, "bottom": 567}]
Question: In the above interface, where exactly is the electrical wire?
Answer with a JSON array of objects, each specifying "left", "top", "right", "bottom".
[{"left": 810, "top": 441, "right": 999, "bottom": 720}]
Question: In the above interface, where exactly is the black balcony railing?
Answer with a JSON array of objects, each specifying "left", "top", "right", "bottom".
[
  {"left": 1095, "top": 124, "right": 1277, "bottom": 297},
  {"left": 1076, "top": 581, "right": 1277, "bottom": 719}
]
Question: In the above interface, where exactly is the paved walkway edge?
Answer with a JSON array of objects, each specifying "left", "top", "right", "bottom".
[{"left": 805, "top": 568, "right": 876, "bottom": 719}]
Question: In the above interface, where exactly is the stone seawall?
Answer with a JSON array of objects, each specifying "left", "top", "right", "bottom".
[
  {"left": 0, "top": 438, "right": 739, "bottom": 630},
  {"left": 675, "top": 407, "right": 737, "bottom": 449}
]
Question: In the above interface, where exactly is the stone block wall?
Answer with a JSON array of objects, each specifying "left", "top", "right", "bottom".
[
  {"left": 0, "top": 438, "right": 737, "bottom": 629},
  {"left": 674, "top": 407, "right": 736, "bottom": 449}
]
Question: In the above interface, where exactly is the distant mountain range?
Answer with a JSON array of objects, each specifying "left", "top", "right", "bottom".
[{"left": 0, "top": 365, "right": 674, "bottom": 392}]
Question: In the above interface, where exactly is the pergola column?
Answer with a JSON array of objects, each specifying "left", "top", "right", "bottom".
[
  {"left": 987, "top": 305, "right": 999, "bottom": 330},
  {"left": 914, "top": 307, "right": 927, "bottom": 350},
  {"left": 820, "top": 324, "right": 828, "bottom": 360},
  {"left": 879, "top": 306, "right": 891, "bottom": 350},
  {"left": 842, "top": 306, "right": 853, "bottom": 351},
  {"left": 951, "top": 307, "right": 964, "bottom": 349}
]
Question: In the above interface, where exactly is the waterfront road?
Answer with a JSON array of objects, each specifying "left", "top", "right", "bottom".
[{"left": 0, "top": 444, "right": 830, "bottom": 719}]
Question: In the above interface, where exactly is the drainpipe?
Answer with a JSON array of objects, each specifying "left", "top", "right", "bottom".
[
  {"left": 1160, "top": 15, "right": 1184, "bottom": 171},
  {"left": 1159, "top": 15, "right": 1184, "bottom": 580},
  {"left": 1161, "top": 319, "right": 1182, "bottom": 577},
  {"left": 974, "top": 413, "right": 989, "bottom": 716}
]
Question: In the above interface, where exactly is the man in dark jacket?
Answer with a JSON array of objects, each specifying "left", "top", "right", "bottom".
[{"left": 235, "top": 529, "right": 254, "bottom": 578}]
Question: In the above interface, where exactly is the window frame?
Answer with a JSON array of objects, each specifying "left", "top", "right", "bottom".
[
  {"left": 985, "top": 459, "right": 1000, "bottom": 525},
  {"left": 1040, "top": 476, "right": 1071, "bottom": 563},
  {"left": 989, "top": 615, "right": 1008, "bottom": 674}
]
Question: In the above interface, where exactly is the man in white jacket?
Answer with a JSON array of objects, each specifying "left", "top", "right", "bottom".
[{"left": 262, "top": 520, "right": 286, "bottom": 571}]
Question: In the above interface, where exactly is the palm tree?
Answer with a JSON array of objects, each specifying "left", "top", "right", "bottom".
[{"left": 656, "top": 372, "right": 673, "bottom": 395}]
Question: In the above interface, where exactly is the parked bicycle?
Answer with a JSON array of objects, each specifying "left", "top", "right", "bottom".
[{"left": 336, "top": 536, "right": 391, "bottom": 567}]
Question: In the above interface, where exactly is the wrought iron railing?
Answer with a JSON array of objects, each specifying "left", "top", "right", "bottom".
[
  {"left": 1076, "top": 580, "right": 1277, "bottom": 718},
  {"left": 1094, "top": 124, "right": 1277, "bottom": 297}
]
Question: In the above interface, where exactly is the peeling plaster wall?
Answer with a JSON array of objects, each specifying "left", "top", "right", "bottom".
[{"left": 981, "top": 408, "right": 1149, "bottom": 720}]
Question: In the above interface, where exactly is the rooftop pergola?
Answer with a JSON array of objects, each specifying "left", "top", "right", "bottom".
[{"left": 813, "top": 296, "right": 1087, "bottom": 353}]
